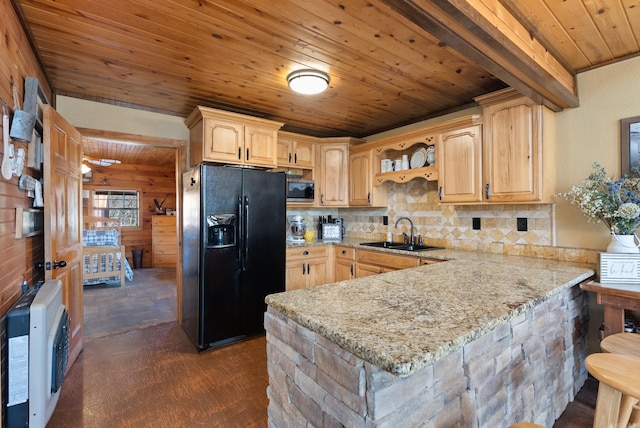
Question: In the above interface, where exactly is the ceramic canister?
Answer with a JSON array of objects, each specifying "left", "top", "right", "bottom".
[{"left": 402, "top": 154, "right": 410, "bottom": 170}]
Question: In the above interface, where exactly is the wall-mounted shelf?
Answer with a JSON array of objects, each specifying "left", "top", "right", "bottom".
[{"left": 374, "top": 165, "right": 438, "bottom": 185}]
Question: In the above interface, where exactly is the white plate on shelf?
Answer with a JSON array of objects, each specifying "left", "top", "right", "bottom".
[{"left": 410, "top": 148, "right": 427, "bottom": 169}]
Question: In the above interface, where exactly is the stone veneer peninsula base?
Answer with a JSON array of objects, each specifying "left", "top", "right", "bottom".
[{"left": 265, "top": 258, "right": 591, "bottom": 427}]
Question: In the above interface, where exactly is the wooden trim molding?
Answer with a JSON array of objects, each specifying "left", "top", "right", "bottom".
[{"left": 380, "top": 0, "right": 578, "bottom": 111}]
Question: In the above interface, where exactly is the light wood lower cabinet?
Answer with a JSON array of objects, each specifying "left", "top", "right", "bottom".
[
  {"left": 355, "top": 249, "right": 419, "bottom": 278},
  {"left": 286, "top": 246, "right": 333, "bottom": 291},
  {"left": 288, "top": 245, "right": 442, "bottom": 288},
  {"left": 334, "top": 246, "right": 356, "bottom": 281}
]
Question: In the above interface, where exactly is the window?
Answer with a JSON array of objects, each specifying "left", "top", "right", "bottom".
[{"left": 92, "top": 190, "right": 140, "bottom": 227}]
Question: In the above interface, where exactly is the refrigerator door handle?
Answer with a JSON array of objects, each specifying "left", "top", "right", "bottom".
[
  {"left": 243, "top": 195, "right": 249, "bottom": 271},
  {"left": 237, "top": 196, "right": 243, "bottom": 263}
]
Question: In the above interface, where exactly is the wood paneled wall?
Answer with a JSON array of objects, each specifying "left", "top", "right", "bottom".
[
  {"left": 0, "top": 0, "right": 52, "bottom": 314},
  {"left": 82, "top": 163, "right": 177, "bottom": 268}
]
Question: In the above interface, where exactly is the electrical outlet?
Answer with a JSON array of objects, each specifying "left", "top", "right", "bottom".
[
  {"left": 383, "top": 215, "right": 388, "bottom": 226},
  {"left": 472, "top": 217, "right": 481, "bottom": 230},
  {"left": 517, "top": 217, "right": 528, "bottom": 232}
]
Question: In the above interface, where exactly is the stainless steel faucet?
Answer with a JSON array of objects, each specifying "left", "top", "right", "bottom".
[{"left": 395, "top": 217, "right": 414, "bottom": 245}]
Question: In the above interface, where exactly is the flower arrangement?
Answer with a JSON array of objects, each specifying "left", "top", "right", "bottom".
[{"left": 559, "top": 163, "right": 640, "bottom": 235}]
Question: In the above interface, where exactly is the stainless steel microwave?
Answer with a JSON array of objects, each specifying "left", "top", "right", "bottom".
[{"left": 286, "top": 178, "right": 315, "bottom": 202}]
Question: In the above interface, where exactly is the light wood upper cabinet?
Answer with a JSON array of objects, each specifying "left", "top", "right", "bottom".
[
  {"left": 244, "top": 124, "right": 280, "bottom": 166},
  {"left": 186, "top": 106, "right": 283, "bottom": 167},
  {"left": 349, "top": 148, "right": 388, "bottom": 207},
  {"left": 277, "top": 132, "right": 315, "bottom": 168},
  {"left": 476, "top": 88, "right": 556, "bottom": 204},
  {"left": 437, "top": 125, "right": 483, "bottom": 203},
  {"left": 317, "top": 142, "right": 350, "bottom": 207}
]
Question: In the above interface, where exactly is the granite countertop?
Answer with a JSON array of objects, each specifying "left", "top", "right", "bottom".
[{"left": 269, "top": 242, "right": 595, "bottom": 377}]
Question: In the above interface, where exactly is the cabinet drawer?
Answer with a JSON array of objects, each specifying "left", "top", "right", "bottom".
[
  {"left": 152, "top": 235, "right": 177, "bottom": 246},
  {"left": 287, "top": 246, "right": 328, "bottom": 261},
  {"left": 153, "top": 254, "right": 177, "bottom": 268},
  {"left": 335, "top": 246, "right": 355, "bottom": 260},
  {"left": 154, "top": 245, "right": 177, "bottom": 256},
  {"left": 420, "top": 258, "right": 444, "bottom": 265},
  {"left": 357, "top": 250, "right": 418, "bottom": 270}
]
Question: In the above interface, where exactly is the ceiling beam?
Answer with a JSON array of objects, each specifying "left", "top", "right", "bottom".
[{"left": 380, "top": 0, "right": 579, "bottom": 111}]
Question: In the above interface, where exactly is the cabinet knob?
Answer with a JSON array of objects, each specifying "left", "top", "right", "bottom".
[
  {"left": 342, "top": 250, "right": 347, "bottom": 255},
  {"left": 303, "top": 250, "right": 309, "bottom": 256}
]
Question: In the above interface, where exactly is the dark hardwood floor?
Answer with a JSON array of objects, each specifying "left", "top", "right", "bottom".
[{"left": 49, "top": 270, "right": 597, "bottom": 427}]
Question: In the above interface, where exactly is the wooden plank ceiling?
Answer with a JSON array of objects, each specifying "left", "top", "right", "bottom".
[
  {"left": 81, "top": 136, "right": 176, "bottom": 169},
  {"left": 11, "top": 0, "right": 640, "bottom": 144}
]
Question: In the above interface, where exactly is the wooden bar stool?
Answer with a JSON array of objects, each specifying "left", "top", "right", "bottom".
[
  {"left": 599, "top": 332, "right": 640, "bottom": 426},
  {"left": 585, "top": 353, "right": 640, "bottom": 427},
  {"left": 600, "top": 332, "right": 640, "bottom": 357}
]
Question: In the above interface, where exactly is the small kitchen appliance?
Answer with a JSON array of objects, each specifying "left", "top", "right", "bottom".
[
  {"left": 286, "top": 178, "right": 315, "bottom": 202},
  {"left": 288, "top": 215, "right": 307, "bottom": 242}
]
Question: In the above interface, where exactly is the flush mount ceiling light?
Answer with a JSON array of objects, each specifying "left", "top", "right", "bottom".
[{"left": 287, "top": 69, "right": 330, "bottom": 95}]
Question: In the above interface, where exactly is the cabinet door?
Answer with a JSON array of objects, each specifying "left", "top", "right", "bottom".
[
  {"left": 293, "top": 140, "right": 314, "bottom": 168},
  {"left": 318, "top": 144, "right": 349, "bottom": 206},
  {"left": 335, "top": 258, "right": 355, "bottom": 281},
  {"left": 245, "top": 125, "right": 277, "bottom": 167},
  {"left": 285, "top": 262, "right": 307, "bottom": 291},
  {"left": 356, "top": 263, "right": 384, "bottom": 278},
  {"left": 349, "top": 150, "right": 371, "bottom": 206},
  {"left": 277, "top": 137, "right": 293, "bottom": 166},
  {"left": 306, "top": 259, "right": 328, "bottom": 287},
  {"left": 438, "top": 125, "right": 483, "bottom": 203},
  {"left": 203, "top": 118, "right": 244, "bottom": 164},
  {"left": 483, "top": 98, "right": 541, "bottom": 202}
]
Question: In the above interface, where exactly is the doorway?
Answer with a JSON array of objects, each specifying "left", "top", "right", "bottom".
[{"left": 80, "top": 128, "right": 186, "bottom": 337}]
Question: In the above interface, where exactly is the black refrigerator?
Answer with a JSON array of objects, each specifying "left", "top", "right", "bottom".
[{"left": 182, "top": 163, "right": 286, "bottom": 351}]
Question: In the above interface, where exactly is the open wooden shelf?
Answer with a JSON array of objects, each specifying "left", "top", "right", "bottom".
[{"left": 374, "top": 165, "right": 438, "bottom": 185}]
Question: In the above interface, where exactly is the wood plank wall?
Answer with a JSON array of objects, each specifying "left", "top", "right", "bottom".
[
  {"left": 0, "top": 0, "right": 52, "bottom": 315},
  {"left": 82, "top": 163, "right": 177, "bottom": 268}
]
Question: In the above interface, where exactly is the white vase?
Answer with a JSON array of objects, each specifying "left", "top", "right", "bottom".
[{"left": 606, "top": 233, "right": 640, "bottom": 253}]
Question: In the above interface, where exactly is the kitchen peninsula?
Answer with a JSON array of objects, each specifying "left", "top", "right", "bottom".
[{"left": 265, "top": 247, "right": 594, "bottom": 427}]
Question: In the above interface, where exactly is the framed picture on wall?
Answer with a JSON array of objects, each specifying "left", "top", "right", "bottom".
[{"left": 621, "top": 115, "right": 640, "bottom": 176}]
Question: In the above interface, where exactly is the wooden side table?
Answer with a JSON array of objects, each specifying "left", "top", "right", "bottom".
[{"left": 580, "top": 280, "right": 640, "bottom": 337}]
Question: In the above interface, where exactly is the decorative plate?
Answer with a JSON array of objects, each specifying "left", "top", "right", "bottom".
[{"left": 410, "top": 148, "right": 427, "bottom": 169}]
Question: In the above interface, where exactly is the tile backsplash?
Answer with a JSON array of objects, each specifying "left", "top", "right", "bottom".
[{"left": 288, "top": 180, "right": 598, "bottom": 266}]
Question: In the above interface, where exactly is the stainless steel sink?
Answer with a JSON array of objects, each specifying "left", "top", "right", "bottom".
[
  {"left": 360, "top": 242, "right": 443, "bottom": 252},
  {"left": 360, "top": 241, "right": 406, "bottom": 249},
  {"left": 393, "top": 244, "right": 443, "bottom": 252}
]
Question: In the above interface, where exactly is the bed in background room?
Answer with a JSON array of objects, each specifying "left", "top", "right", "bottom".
[{"left": 82, "top": 216, "right": 134, "bottom": 286}]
